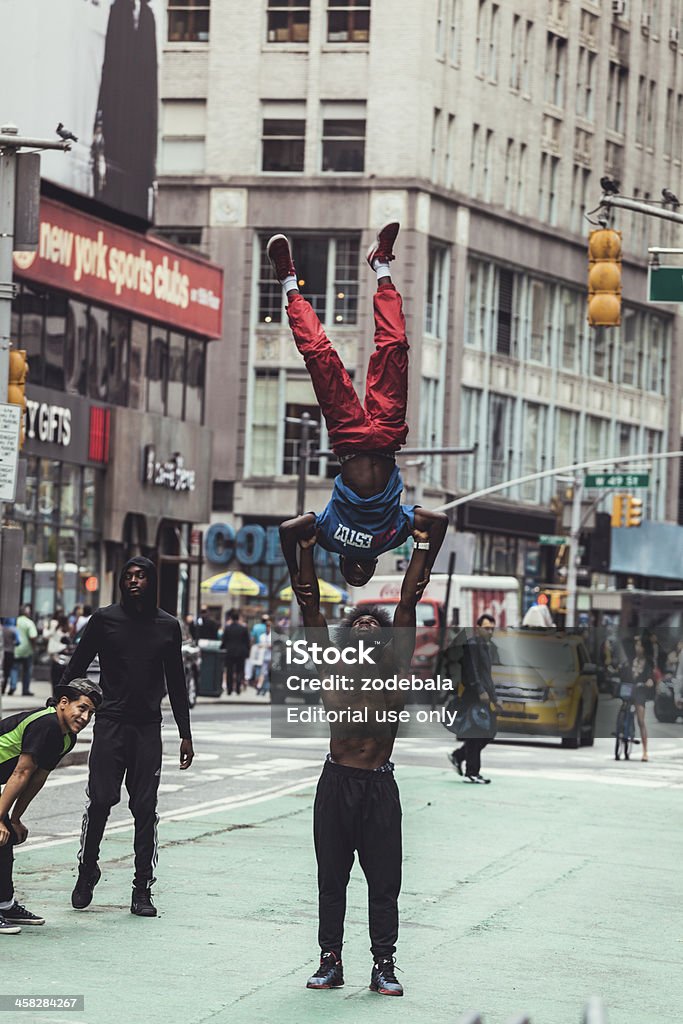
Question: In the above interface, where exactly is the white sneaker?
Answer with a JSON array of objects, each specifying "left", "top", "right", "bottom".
[{"left": 465, "top": 774, "right": 491, "bottom": 785}]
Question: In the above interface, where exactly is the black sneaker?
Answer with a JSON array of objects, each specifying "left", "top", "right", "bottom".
[
  {"left": 71, "top": 865, "right": 101, "bottom": 910},
  {"left": 266, "top": 234, "right": 296, "bottom": 282},
  {"left": 131, "top": 886, "right": 157, "bottom": 918},
  {"left": 306, "top": 951, "right": 344, "bottom": 989},
  {"left": 0, "top": 915, "right": 21, "bottom": 935},
  {"left": 369, "top": 957, "right": 403, "bottom": 996},
  {"left": 465, "top": 773, "right": 491, "bottom": 784},
  {"left": 448, "top": 751, "right": 464, "bottom": 776},
  {"left": 2, "top": 901, "right": 45, "bottom": 926}
]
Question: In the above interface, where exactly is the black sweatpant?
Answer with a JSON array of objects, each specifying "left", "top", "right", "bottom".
[
  {"left": 0, "top": 812, "right": 17, "bottom": 905},
  {"left": 455, "top": 738, "right": 491, "bottom": 776},
  {"left": 313, "top": 759, "right": 402, "bottom": 960},
  {"left": 79, "top": 718, "right": 162, "bottom": 889},
  {"left": 224, "top": 656, "right": 245, "bottom": 695}
]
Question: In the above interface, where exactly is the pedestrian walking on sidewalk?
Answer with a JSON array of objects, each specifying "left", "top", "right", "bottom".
[
  {"left": 448, "top": 615, "right": 503, "bottom": 784},
  {"left": 9, "top": 607, "right": 38, "bottom": 697},
  {"left": 220, "top": 609, "right": 250, "bottom": 695},
  {"left": 59, "top": 557, "right": 194, "bottom": 918},
  {"left": 271, "top": 224, "right": 447, "bottom": 594},
  {"left": 292, "top": 526, "right": 430, "bottom": 997},
  {"left": 0, "top": 679, "right": 101, "bottom": 935}
]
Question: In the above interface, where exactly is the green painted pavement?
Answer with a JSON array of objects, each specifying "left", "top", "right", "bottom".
[{"left": 3, "top": 766, "right": 681, "bottom": 1024}]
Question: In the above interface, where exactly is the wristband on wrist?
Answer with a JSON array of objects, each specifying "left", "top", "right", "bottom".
[{"left": 414, "top": 541, "right": 430, "bottom": 550}]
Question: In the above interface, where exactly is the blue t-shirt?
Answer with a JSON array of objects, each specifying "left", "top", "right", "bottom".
[{"left": 315, "top": 465, "right": 416, "bottom": 559}]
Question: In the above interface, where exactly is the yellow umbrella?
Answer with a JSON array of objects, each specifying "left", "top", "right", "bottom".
[
  {"left": 279, "top": 579, "right": 349, "bottom": 604},
  {"left": 201, "top": 571, "right": 267, "bottom": 596}
]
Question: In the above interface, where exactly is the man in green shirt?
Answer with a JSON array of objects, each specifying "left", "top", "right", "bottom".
[
  {"left": 9, "top": 606, "right": 38, "bottom": 697},
  {"left": 0, "top": 679, "right": 102, "bottom": 934}
]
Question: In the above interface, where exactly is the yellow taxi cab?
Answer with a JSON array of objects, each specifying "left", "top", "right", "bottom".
[{"left": 490, "top": 629, "right": 599, "bottom": 748}]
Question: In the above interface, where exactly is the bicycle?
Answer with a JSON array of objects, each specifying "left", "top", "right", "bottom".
[{"left": 613, "top": 680, "right": 639, "bottom": 761}]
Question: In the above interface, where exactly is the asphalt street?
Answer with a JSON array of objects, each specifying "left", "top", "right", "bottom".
[{"left": 2, "top": 692, "right": 682, "bottom": 1024}]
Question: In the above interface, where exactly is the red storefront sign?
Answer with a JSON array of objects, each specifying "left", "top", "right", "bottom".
[{"left": 13, "top": 198, "right": 223, "bottom": 339}]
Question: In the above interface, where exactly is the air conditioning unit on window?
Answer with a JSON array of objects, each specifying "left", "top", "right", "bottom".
[
  {"left": 640, "top": 11, "right": 650, "bottom": 32},
  {"left": 669, "top": 26, "right": 680, "bottom": 46},
  {"left": 611, "top": 0, "right": 626, "bottom": 17}
]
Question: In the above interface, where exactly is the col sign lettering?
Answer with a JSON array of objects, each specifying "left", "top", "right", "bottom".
[{"left": 205, "top": 522, "right": 283, "bottom": 567}]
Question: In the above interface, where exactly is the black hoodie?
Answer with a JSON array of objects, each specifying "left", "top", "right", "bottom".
[{"left": 60, "top": 557, "right": 191, "bottom": 740}]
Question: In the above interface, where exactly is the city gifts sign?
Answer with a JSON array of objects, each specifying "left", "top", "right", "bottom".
[{"left": 13, "top": 199, "right": 223, "bottom": 338}]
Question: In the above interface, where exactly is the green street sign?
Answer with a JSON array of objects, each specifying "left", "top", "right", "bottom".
[
  {"left": 539, "top": 534, "right": 569, "bottom": 546},
  {"left": 584, "top": 472, "right": 649, "bottom": 488},
  {"left": 648, "top": 266, "right": 683, "bottom": 303}
]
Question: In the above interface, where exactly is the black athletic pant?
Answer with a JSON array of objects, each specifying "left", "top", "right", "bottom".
[
  {"left": 0, "top": 812, "right": 17, "bottom": 905},
  {"left": 455, "top": 738, "right": 490, "bottom": 776},
  {"left": 313, "top": 760, "right": 402, "bottom": 959},
  {"left": 224, "top": 656, "right": 245, "bottom": 695},
  {"left": 79, "top": 718, "right": 162, "bottom": 889}
]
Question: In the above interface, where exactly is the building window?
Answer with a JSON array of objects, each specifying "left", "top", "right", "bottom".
[
  {"left": 107, "top": 312, "right": 130, "bottom": 407},
  {"left": 283, "top": 398, "right": 323, "bottom": 475},
  {"left": 445, "top": 113, "right": 456, "bottom": 189},
  {"left": 436, "top": 0, "right": 446, "bottom": 56},
  {"left": 544, "top": 33, "right": 566, "bottom": 108},
  {"left": 521, "top": 20, "right": 533, "bottom": 95},
  {"left": 510, "top": 14, "right": 521, "bottom": 90},
  {"left": 465, "top": 258, "right": 494, "bottom": 349},
  {"left": 160, "top": 100, "right": 206, "bottom": 173},
  {"left": 488, "top": 3, "right": 499, "bottom": 82},
  {"left": 267, "top": 1, "right": 310, "bottom": 43},
  {"left": 538, "top": 152, "right": 559, "bottom": 225},
  {"left": 496, "top": 268, "right": 514, "bottom": 355},
  {"left": 516, "top": 142, "right": 527, "bottom": 215},
  {"left": 251, "top": 370, "right": 279, "bottom": 475},
  {"left": 589, "top": 326, "right": 609, "bottom": 380},
  {"left": 431, "top": 108, "right": 441, "bottom": 181},
  {"left": 570, "top": 164, "right": 590, "bottom": 234},
  {"left": 576, "top": 47, "right": 595, "bottom": 122},
  {"left": 425, "top": 243, "right": 450, "bottom": 337},
  {"left": 87, "top": 306, "right": 109, "bottom": 402},
  {"left": 636, "top": 76, "right": 646, "bottom": 147},
  {"left": 65, "top": 299, "right": 87, "bottom": 396},
  {"left": 167, "top": 332, "right": 186, "bottom": 419},
  {"left": 448, "top": 0, "right": 460, "bottom": 63},
  {"left": 458, "top": 388, "right": 480, "bottom": 490},
  {"left": 148, "top": 328, "right": 169, "bottom": 415},
  {"left": 262, "top": 118, "right": 305, "bottom": 172},
  {"left": 528, "top": 280, "right": 549, "bottom": 363},
  {"left": 44, "top": 292, "right": 66, "bottom": 392},
  {"left": 608, "top": 63, "right": 628, "bottom": 135},
  {"left": 521, "top": 403, "right": 547, "bottom": 501},
  {"left": 327, "top": 0, "right": 371, "bottom": 43},
  {"left": 559, "top": 288, "right": 580, "bottom": 373},
  {"left": 168, "top": 1, "right": 210, "bottom": 42},
  {"left": 482, "top": 129, "right": 494, "bottom": 201},
  {"left": 258, "top": 233, "right": 360, "bottom": 324},
  {"left": 321, "top": 111, "right": 365, "bottom": 172},
  {"left": 488, "top": 393, "right": 513, "bottom": 486},
  {"left": 646, "top": 79, "right": 657, "bottom": 150},
  {"left": 469, "top": 123, "right": 480, "bottom": 196},
  {"left": 555, "top": 409, "right": 578, "bottom": 470},
  {"left": 129, "top": 320, "right": 148, "bottom": 411},
  {"left": 185, "top": 338, "right": 206, "bottom": 424}
]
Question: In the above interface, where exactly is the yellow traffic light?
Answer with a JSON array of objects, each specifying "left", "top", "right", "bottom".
[
  {"left": 611, "top": 493, "right": 625, "bottom": 527},
  {"left": 8, "top": 348, "right": 28, "bottom": 448},
  {"left": 625, "top": 495, "right": 643, "bottom": 528},
  {"left": 587, "top": 228, "right": 622, "bottom": 327}
]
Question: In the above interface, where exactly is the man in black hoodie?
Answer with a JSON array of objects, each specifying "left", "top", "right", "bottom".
[{"left": 60, "top": 557, "right": 194, "bottom": 917}]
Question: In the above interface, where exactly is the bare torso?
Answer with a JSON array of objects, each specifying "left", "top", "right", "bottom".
[
  {"left": 340, "top": 454, "right": 395, "bottom": 499},
  {"left": 321, "top": 646, "right": 403, "bottom": 769}
]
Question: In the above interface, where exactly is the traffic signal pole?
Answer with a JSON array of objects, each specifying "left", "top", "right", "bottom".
[{"left": 0, "top": 126, "right": 69, "bottom": 644}]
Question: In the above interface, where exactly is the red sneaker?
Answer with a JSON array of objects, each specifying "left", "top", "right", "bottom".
[
  {"left": 366, "top": 221, "right": 400, "bottom": 268},
  {"left": 266, "top": 234, "right": 296, "bottom": 282}
]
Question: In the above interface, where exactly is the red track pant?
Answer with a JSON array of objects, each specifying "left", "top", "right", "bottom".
[{"left": 286, "top": 284, "right": 409, "bottom": 454}]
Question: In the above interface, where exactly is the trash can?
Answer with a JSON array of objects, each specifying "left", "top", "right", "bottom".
[{"left": 197, "top": 640, "right": 223, "bottom": 697}]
